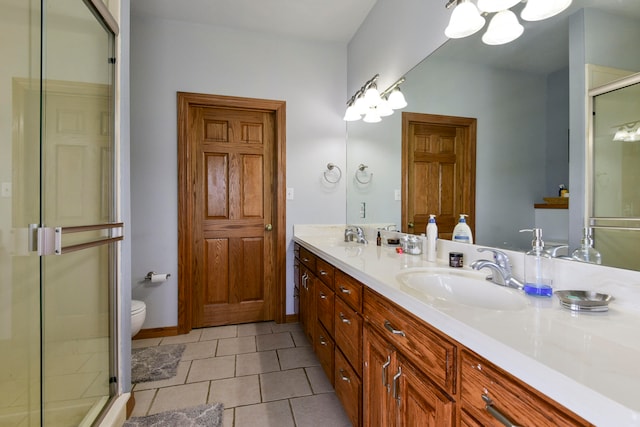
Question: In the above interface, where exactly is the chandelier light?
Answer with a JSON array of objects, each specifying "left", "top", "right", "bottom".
[
  {"left": 445, "top": 0, "right": 573, "bottom": 45},
  {"left": 344, "top": 75, "right": 407, "bottom": 123}
]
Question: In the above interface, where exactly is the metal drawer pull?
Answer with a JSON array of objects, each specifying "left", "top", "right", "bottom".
[
  {"left": 339, "top": 369, "right": 351, "bottom": 383},
  {"left": 319, "top": 336, "right": 327, "bottom": 346},
  {"left": 339, "top": 286, "right": 352, "bottom": 295},
  {"left": 319, "top": 292, "right": 327, "bottom": 299},
  {"left": 319, "top": 270, "right": 328, "bottom": 276},
  {"left": 392, "top": 367, "right": 402, "bottom": 401},
  {"left": 382, "top": 355, "right": 391, "bottom": 390},
  {"left": 384, "top": 320, "right": 406, "bottom": 337},
  {"left": 302, "top": 257, "right": 310, "bottom": 262},
  {"left": 482, "top": 394, "right": 519, "bottom": 427},
  {"left": 301, "top": 273, "right": 308, "bottom": 289},
  {"left": 339, "top": 312, "right": 351, "bottom": 324}
]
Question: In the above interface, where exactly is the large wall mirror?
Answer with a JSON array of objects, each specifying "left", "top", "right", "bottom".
[{"left": 346, "top": 0, "right": 640, "bottom": 270}]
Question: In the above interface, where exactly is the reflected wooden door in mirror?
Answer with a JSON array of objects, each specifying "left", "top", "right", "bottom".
[{"left": 402, "top": 113, "right": 476, "bottom": 238}]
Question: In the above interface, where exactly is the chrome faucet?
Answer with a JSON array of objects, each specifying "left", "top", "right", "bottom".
[
  {"left": 545, "top": 244, "right": 572, "bottom": 259},
  {"left": 344, "top": 225, "right": 368, "bottom": 244},
  {"left": 471, "top": 248, "right": 524, "bottom": 290}
]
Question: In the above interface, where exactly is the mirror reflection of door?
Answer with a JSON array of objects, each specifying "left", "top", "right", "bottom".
[
  {"left": 591, "top": 75, "right": 640, "bottom": 269},
  {"left": 402, "top": 113, "right": 476, "bottom": 238}
]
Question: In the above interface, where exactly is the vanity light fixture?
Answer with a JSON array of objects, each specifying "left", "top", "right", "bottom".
[
  {"left": 344, "top": 75, "right": 407, "bottom": 123},
  {"left": 445, "top": 0, "right": 572, "bottom": 45}
]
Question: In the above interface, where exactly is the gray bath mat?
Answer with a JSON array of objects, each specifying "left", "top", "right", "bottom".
[
  {"left": 131, "top": 344, "right": 186, "bottom": 384},
  {"left": 124, "top": 403, "right": 224, "bottom": 427}
]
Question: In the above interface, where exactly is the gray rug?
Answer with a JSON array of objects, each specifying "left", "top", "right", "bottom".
[
  {"left": 124, "top": 403, "right": 224, "bottom": 427},
  {"left": 131, "top": 344, "right": 186, "bottom": 384}
]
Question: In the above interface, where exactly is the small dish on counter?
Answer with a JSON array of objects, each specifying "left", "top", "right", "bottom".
[{"left": 555, "top": 290, "right": 613, "bottom": 312}]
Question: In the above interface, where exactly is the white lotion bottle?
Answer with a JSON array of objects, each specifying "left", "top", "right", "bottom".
[
  {"left": 452, "top": 214, "right": 473, "bottom": 244},
  {"left": 426, "top": 214, "right": 438, "bottom": 262}
]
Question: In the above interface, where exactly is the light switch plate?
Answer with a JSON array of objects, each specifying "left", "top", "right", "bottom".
[
  {"left": 286, "top": 187, "right": 294, "bottom": 200},
  {"left": 394, "top": 189, "right": 401, "bottom": 201}
]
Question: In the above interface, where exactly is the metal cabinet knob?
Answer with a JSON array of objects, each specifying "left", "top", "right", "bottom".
[
  {"left": 408, "top": 222, "right": 414, "bottom": 228},
  {"left": 265, "top": 224, "right": 273, "bottom": 231}
]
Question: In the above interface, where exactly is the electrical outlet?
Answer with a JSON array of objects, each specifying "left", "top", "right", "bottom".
[
  {"left": 360, "top": 202, "right": 366, "bottom": 218},
  {"left": 394, "top": 189, "right": 401, "bottom": 201},
  {"left": 286, "top": 187, "right": 294, "bottom": 200}
]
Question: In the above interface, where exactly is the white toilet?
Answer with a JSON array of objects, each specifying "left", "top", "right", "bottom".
[{"left": 131, "top": 299, "right": 147, "bottom": 337}]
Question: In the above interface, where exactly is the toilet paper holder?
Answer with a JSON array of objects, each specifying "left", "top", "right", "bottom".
[{"left": 145, "top": 271, "right": 171, "bottom": 281}]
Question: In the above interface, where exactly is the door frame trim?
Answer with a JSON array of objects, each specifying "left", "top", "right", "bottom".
[{"left": 177, "top": 92, "right": 287, "bottom": 333}]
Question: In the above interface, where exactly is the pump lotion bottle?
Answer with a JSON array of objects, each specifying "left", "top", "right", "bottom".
[
  {"left": 520, "top": 228, "right": 553, "bottom": 297},
  {"left": 426, "top": 214, "right": 438, "bottom": 262}
]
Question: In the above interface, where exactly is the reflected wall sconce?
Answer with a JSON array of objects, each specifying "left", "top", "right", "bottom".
[
  {"left": 344, "top": 75, "right": 407, "bottom": 123},
  {"left": 444, "top": 0, "right": 572, "bottom": 45},
  {"left": 612, "top": 120, "right": 640, "bottom": 142}
]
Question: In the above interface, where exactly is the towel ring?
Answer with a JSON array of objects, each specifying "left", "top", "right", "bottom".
[
  {"left": 355, "top": 164, "right": 373, "bottom": 184},
  {"left": 323, "top": 163, "right": 342, "bottom": 183}
]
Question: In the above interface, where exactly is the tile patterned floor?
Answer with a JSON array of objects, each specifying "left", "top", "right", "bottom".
[{"left": 131, "top": 322, "right": 352, "bottom": 426}]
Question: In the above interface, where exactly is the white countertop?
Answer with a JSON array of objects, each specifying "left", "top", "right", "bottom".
[{"left": 294, "top": 225, "right": 640, "bottom": 427}]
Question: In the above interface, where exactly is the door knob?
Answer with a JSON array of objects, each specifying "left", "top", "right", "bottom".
[
  {"left": 408, "top": 222, "right": 414, "bottom": 228},
  {"left": 265, "top": 224, "right": 273, "bottom": 231}
]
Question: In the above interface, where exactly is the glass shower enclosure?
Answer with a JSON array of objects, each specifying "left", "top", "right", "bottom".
[{"left": 1, "top": 0, "right": 120, "bottom": 425}]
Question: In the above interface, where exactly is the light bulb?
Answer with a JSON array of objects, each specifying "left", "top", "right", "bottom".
[
  {"left": 363, "top": 108, "right": 381, "bottom": 123},
  {"left": 521, "top": 0, "right": 572, "bottom": 22},
  {"left": 364, "top": 86, "right": 381, "bottom": 108},
  {"left": 445, "top": 0, "right": 486, "bottom": 39},
  {"left": 377, "top": 99, "right": 394, "bottom": 117},
  {"left": 343, "top": 104, "right": 362, "bottom": 121},
  {"left": 482, "top": 10, "right": 524, "bottom": 45},
  {"left": 387, "top": 88, "right": 407, "bottom": 109}
]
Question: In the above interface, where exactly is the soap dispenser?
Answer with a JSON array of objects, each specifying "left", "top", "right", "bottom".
[
  {"left": 452, "top": 214, "right": 473, "bottom": 244},
  {"left": 572, "top": 227, "right": 602, "bottom": 264},
  {"left": 520, "top": 228, "right": 553, "bottom": 297}
]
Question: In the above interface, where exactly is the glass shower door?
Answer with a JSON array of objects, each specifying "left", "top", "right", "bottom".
[
  {"left": 1, "top": 2, "right": 42, "bottom": 425},
  {"left": 590, "top": 74, "right": 640, "bottom": 270},
  {"left": 40, "top": 1, "right": 119, "bottom": 425}
]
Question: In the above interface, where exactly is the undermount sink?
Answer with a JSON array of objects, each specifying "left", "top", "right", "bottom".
[{"left": 396, "top": 268, "right": 529, "bottom": 311}]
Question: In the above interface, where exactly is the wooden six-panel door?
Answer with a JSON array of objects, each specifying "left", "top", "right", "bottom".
[
  {"left": 178, "top": 93, "right": 286, "bottom": 331},
  {"left": 402, "top": 112, "right": 476, "bottom": 239}
]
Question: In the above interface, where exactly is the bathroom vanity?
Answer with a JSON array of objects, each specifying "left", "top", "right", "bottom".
[{"left": 294, "top": 225, "right": 640, "bottom": 426}]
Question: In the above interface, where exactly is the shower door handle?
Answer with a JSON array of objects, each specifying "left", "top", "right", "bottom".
[{"left": 34, "top": 223, "right": 124, "bottom": 255}]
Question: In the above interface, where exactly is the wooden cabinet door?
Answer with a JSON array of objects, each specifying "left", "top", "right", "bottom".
[
  {"left": 300, "top": 267, "right": 316, "bottom": 344},
  {"left": 395, "top": 356, "right": 455, "bottom": 427},
  {"left": 363, "top": 326, "right": 394, "bottom": 427}
]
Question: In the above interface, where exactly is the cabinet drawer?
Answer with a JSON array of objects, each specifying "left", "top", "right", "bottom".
[
  {"left": 316, "top": 280, "right": 334, "bottom": 336},
  {"left": 461, "top": 349, "right": 591, "bottom": 427},
  {"left": 335, "top": 348, "right": 362, "bottom": 427},
  {"left": 334, "top": 297, "right": 362, "bottom": 377},
  {"left": 335, "top": 269, "right": 363, "bottom": 311},
  {"left": 315, "top": 323, "right": 335, "bottom": 387},
  {"left": 316, "top": 258, "right": 335, "bottom": 290},
  {"left": 363, "top": 288, "right": 456, "bottom": 395},
  {"left": 294, "top": 243, "right": 300, "bottom": 259},
  {"left": 299, "top": 246, "right": 316, "bottom": 271}
]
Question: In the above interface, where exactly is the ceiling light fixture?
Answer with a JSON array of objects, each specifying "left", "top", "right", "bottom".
[
  {"left": 344, "top": 75, "right": 407, "bottom": 123},
  {"left": 445, "top": 0, "right": 573, "bottom": 45},
  {"left": 612, "top": 120, "right": 640, "bottom": 142}
]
